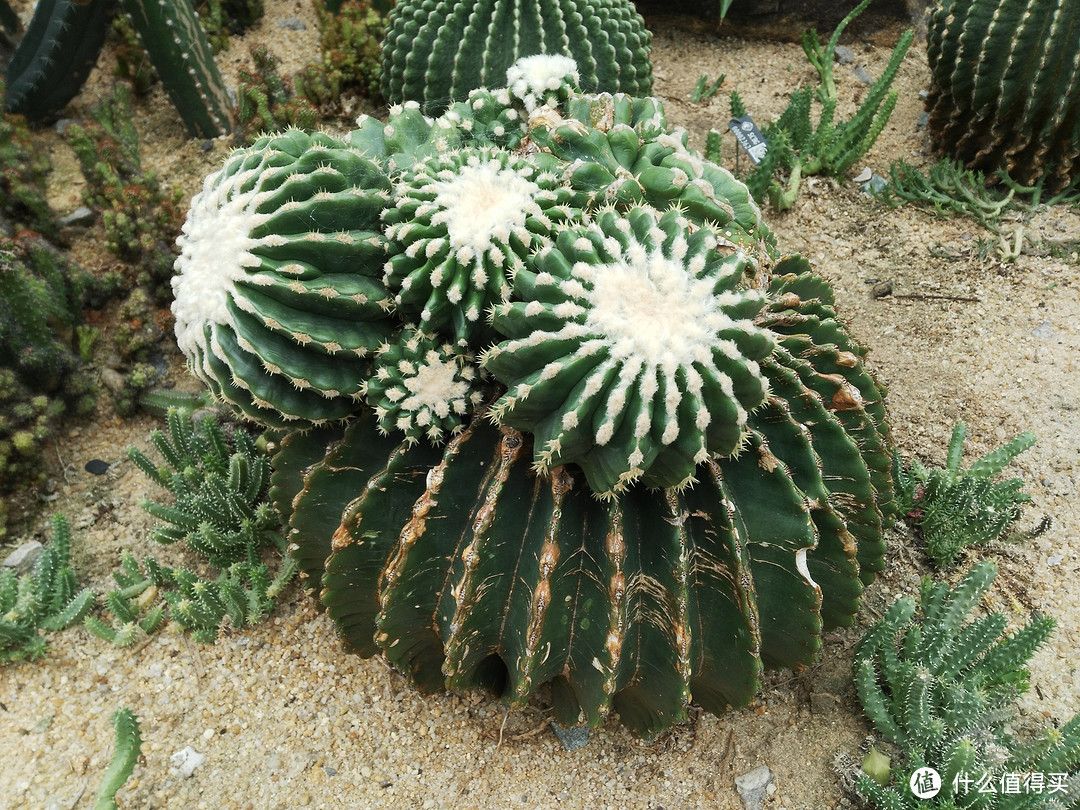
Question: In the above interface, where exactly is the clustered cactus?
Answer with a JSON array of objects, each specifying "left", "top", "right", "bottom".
[
  {"left": 380, "top": 0, "right": 653, "bottom": 114},
  {"left": 172, "top": 57, "right": 896, "bottom": 735},
  {"left": 927, "top": 0, "right": 1080, "bottom": 192}
]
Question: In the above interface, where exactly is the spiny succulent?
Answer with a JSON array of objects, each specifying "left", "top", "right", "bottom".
[
  {"left": 854, "top": 560, "right": 1080, "bottom": 809},
  {"left": 172, "top": 129, "right": 395, "bottom": 427},
  {"left": 363, "top": 327, "right": 485, "bottom": 444},
  {"left": 0, "top": 514, "right": 96, "bottom": 664},
  {"left": 5, "top": 0, "right": 232, "bottom": 137},
  {"left": 483, "top": 205, "right": 774, "bottom": 495},
  {"left": 380, "top": 0, "right": 653, "bottom": 115},
  {"left": 926, "top": 0, "right": 1080, "bottom": 193},
  {"left": 383, "top": 144, "right": 576, "bottom": 341},
  {"left": 177, "top": 56, "right": 896, "bottom": 736}
]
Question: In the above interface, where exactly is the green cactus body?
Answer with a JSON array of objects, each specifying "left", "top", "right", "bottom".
[
  {"left": 120, "top": 0, "right": 234, "bottom": 138},
  {"left": 926, "top": 0, "right": 1080, "bottom": 190},
  {"left": 383, "top": 145, "right": 578, "bottom": 342},
  {"left": 172, "top": 129, "right": 395, "bottom": 427},
  {"left": 182, "top": 57, "right": 895, "bottom": 735},
  {"left": 381, "top": 0, "right": 653, "bottom": 114},
  {"left": 3, "top": 0, "right": 116, "bottom": 120}
]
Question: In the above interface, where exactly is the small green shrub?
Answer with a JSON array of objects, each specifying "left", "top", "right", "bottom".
[
  {"left": 894, "top": 422, "right": 1049, "bottom": 568},
  {"left": 234, "top": 44, "right": 318, "bottom": 144}
]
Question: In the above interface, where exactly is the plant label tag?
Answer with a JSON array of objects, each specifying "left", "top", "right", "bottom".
[{"left": 728, "top": 116, "right": 768, "bottom": 164}]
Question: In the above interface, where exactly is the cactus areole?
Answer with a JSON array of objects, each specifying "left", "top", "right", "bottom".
[{"left": 172, "top": 57, "right": 896, "bottom": 737}]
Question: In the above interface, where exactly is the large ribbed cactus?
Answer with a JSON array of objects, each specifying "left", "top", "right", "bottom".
[
  {"left": 926, "top": 0, "right": 1080, "bottom": 191},
  {"left": 380, "top": 0, "right": 653, "bottom": 114},
  {"left": 175, "top": 57, "right": 896, "bottom": 737}
]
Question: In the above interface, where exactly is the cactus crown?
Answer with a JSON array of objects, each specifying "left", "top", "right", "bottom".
[{"left": 175, "top": 57, "right": 896, "bottom": 736}]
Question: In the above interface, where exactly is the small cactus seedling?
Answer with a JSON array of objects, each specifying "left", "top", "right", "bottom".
[
  {"left": 927, "top": 0, "right": 1080, "bottom": 193},
  {"left": 176, "top": 57, "right": 896, "bottom": 736},
  {"left": 93, "top": 707, "right": 142, "bottom": 810},
  {"left": 380, "top": 0, "right": 653, "bottom": 114}
]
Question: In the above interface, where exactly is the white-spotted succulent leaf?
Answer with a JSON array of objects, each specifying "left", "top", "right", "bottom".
[
  {"left": 172, "top": 129, "right": 395, "bottom": 427},
  {"left": 484, "top": 206, "right": 774, "bottom": 495},
  {"left": 381, "top": 0, "right": 653, "bottom": 115},
  {"left": 382, "top": 146, "right": 577, "bottom": 343},
  {"left": 363, "top": 327, "right": 485, "bottom": 444}
]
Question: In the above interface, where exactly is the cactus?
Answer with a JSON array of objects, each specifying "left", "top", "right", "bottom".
[
  {"left": 4, "top": 0, "right": 232, "bottom": 136},
  {"left": 737, "top": 5, "right": 914, "bottom": 211},
  {"left": 894, "top": 422, "right": 1049, "bottom": 568},
  {"left": 3, "top": 0, "right": 116, "bottom": 120},
  {"left": 380, "top": 0, "right": 653, "bottom": 114},
  {"left": 234, "top": 45, "right": 319, "bottom": 145},
  {"left": 172, "top": 129, "right": 396, "bottom": 426},
  {"left": 853, "top": 560, "right": 1080, "bottom": 809},
  {"left": 177, "top": 58, "right": 895, "bottom": 736},
  {"left": 0, "top": 514, "right": 96, "bottom": 664},
  {"left": 0, "top": 236, "right": 98, "bottom": 493},
  {"left": 926, "top": 0, "right": 1080, "bottom": 193},
  {"left": 0, "top": 79, "right": 55, "bottom": 236}
]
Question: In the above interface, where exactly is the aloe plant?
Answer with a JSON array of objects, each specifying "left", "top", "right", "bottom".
[{"left": 174, "top": 57, "right": 896, "bottom": 736}]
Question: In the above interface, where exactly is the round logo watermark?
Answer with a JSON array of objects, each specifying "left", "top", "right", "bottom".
[{"left": 910, "top": 767, "right": 942, "bottom": 799}]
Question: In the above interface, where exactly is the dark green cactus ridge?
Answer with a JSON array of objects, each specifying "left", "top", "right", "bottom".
[
  {"left": 381, "top": 0, "right": 653, "bottom": 115},
  {"left": 484, "top": 205, "right": 774, "bottom": 495},
  {"left": 173, "top": 129, "right": 395, "bottom": 426},
  {"left": 363, "top": 327, "right": 485, "bottom": 444},
  {"left": 178, "top": 57, "right": 896, "bottom": 736},
  {"left": 382, "top": 145, "right": 576, "bottom": 342},
  {"left": 927, "top": 0, "right": 1080, "bottom": 191}
]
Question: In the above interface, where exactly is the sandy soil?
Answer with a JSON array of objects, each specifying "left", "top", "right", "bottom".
[{"left": 2, "top": 2, "right": 1078, "bottom": 809}]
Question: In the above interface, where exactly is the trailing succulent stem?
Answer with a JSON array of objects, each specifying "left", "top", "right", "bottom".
[
  {"left": 178, "top": 57, "right": 896, "bottom": 736},
  {"left": 740, "top": 9, "right": 912, "bottom": 210},
  {"left": 0, "top": 515, "right": 95, "bottom": 664},
  {"left": 894, "top": 422, "right": 1048, "bottom": 568},
  {"left": 93, "top": 708, "right": 142, "bottom": 810},
  {"left": 875, "top": 158, "right": 1080, "bottom": 234},
  {"left": 927, "top": 0, "right": 1080, "bottom": 193},
  {"left": 854, "top": 560, "right": 1080, "bottom": 809}
]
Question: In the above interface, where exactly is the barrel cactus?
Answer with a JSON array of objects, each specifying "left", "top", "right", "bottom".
[
  {"left": 173, "top": 56, "right": 896, "bottom": 737},
  {"left": 926, "top": 0, "right": 1080, "bottom": 191},
  {"left": 380, "top": 0, "right": 653, "bottom": 114}
]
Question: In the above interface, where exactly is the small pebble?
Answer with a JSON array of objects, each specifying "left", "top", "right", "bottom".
[
  {"left": 85, "top": 459, "right": 111, "bottom": 475},
  {"left": 853, "top": 65, "right": 875, "bottom": 86}
]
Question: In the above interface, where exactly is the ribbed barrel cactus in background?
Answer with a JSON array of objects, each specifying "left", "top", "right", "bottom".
[
  {"left": 380, "top": 0, "right": 653, "bottom": 114},
  {"left": 172, "top": 56, "right": 896, "bottom": 737},
  {"left": 926, "top": 0, "right": 1080, "bottom": 191}
]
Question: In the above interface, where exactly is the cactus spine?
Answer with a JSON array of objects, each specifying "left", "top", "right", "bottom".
[
  {"left": 381, "top": 0, "right": 653, "bottom": 114},
  {"left": 178, "top": 58, "right": 895, "bottom": 736},
  {"left": 926, "top": 0, "right": 1080, "bottom": 191}
]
